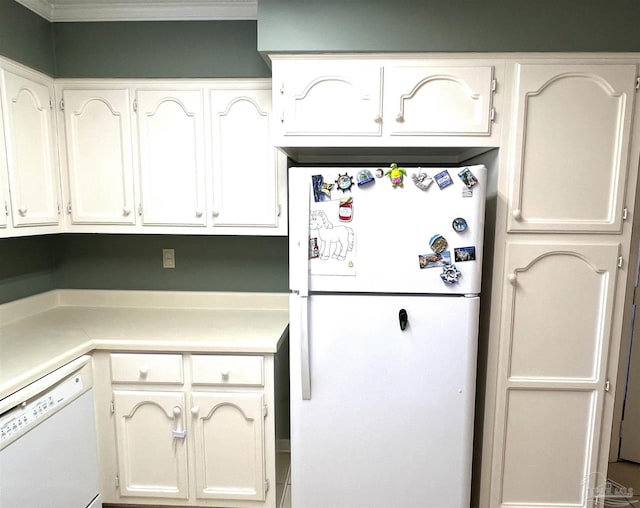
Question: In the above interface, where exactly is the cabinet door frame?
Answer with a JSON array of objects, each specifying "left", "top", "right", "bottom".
[
  {"left": 191, "top": 391, "right": 267, "bottom": 502},
  {"left": 1, "top": 66, "right": 61, "bottom": 228},
  {"left": 383, "top": 64, "right": 495, "bottom": 136},
  {"left": 490, "top": 241, "right": 621, "bottom": 507},
  {"left": 59, "top": 86, "right": 136, "bottom": 226},
  {"left": 507, "top": 63, "right": 637, "bottom": 234},
  {"left": 112, "top": 390, "right": 189, "bottom": 500},
  {"left": 136, "top": 87, "right": 207, "bottom": 227}
]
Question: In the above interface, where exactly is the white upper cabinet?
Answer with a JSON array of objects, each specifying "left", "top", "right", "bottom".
[
  {"left": 136, "top": 89, "right": 207, "bottom": 227},
  {"left": 383, "top": 65, "right": 495, "bottom": 136},
  {"left": 271, "top": 56, "right": 500, "bottom": 150},
  {"left": 59, "top": 87, "right": 136, "bottom": 225},
  {"left": 210, "top": 86, "right": 284, "bottom": 231},
  {"left": 1, "top": 68, "right": 60, "bottom": 228},
  {"left": 0, "top": 95, "right": 9, "bottom": 232},
  {"left": 507, "top": 63, "right": 637, "bottom": 233},
  {"left": 276, "top": 61, "right": 383, "bottom": 137}
]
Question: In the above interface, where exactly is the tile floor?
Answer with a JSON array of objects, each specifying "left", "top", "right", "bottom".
[
  {"left": 607, "top": 460, "right": 640, "bottom": 505},
  {"left": 276, "top": 450, "right": 292, "bottom": 508}
]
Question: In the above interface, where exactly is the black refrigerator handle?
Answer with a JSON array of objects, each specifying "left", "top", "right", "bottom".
[{"left": 399, "top": 309, "right": 408, "bottom": 331}]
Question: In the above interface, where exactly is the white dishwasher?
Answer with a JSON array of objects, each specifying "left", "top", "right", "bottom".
[{"left": 0, "top": 355, "right": 101, "bottom": 508}]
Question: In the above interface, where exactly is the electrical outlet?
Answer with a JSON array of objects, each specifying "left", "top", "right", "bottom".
[{"left": 162, "top": 249, "right": 175, "bottom": 269}]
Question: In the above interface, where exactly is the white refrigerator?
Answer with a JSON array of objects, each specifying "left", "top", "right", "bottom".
[{"left": 288, "top": 164, "right": 487, "bottom": 508}]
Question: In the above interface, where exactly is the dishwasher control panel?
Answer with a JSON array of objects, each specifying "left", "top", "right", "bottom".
[{"left": 0, "top": 373, "right": 85, "bottom": 445}]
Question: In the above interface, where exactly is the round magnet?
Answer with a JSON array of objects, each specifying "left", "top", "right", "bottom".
[
  {"left": 335, "top": 173, "right": 354, "bottom": 193},
  {"left": 429, "top": 234, "right": 448, "bottom": 254},
  {"left": 375, "top": 168, "right": 384, "bottom": 178},
  {"left": 440, "top": 264, "right": 461, "bottom": 285},
  {"left": 452, "top": 217, "right": 468, "bottom": 232}
]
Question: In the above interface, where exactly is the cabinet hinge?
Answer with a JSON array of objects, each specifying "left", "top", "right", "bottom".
[
  {"left": 263, "top": 404, "right": 268, "bottom": 417},
  {"left": 491, "top": 78, "right": 497, "bottom": 92},
  {"left": 618, "top": 255, "right": 624, "bottom": 269},
  {"left": 280, "top": 111, "right": 284, "bottom": 123},
  {"left": 280, "top": 81, "right": 285, "bottom": 95},
  {"left": 3, "top": 201, "right": 8, "bottom": 216},
  {"left": 49, "top": 97, "right": 53, "bottom": 110},
  {"left": 115, "top": 475, "right": 119, "bottom": 488},
  {"left": 605, "top": 379, "right": 611, "bottom": 392},
  {"left": 623, "top": 207, "right": 629, "bottom": 220},
  {"left": 60, "top": 98, "right": 65, "bottom": 110},
  {"left": 138, "top": 203, "right": 143, "bottom": 216},
  {"left": 57, "top": 203, "right": 61, "bottom": 215},
  {"left": 67, "top": 201, "right": 72, "bottom": 215},
  {"left": 133, "top": 98, "right": 138, "bottom": 112},
  {"left": 277, "top": 204, "right": 282, "bottom": 217},
  {"left": 110, "top": 398, "right": 115, "bottom": 414},
  {"left": 636, "top": 76, "right": 640, "bottom": 90},
  {"left": 490, "top": 107, "right": 496, "bottom": 122},
  {"left": 264, "top": 479, "right": 270, "bottom": 493}
]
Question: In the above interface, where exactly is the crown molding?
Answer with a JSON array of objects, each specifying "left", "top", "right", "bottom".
[{"left": 14, "top": 0, "right": 258, "bottom": 21}]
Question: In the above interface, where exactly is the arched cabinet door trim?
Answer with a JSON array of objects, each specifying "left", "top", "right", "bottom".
[{"left": 507, "top": 63, "right": 637, "bottom": 233}]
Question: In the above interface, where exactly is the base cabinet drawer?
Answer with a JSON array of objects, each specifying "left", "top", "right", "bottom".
[
  {"left": 110, "top": 353, "right": 183, "bottom": 384},
  {"left": 191, "top": 355, "right": 264, "bottom": 386}
]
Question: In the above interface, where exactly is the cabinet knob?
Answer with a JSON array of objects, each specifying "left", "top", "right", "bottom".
[
  {"left": 221, "top": 370, "right": 230, "bottom": 380},
  {"left": 123, "top": 207, "right": 131, "bottom": 216},
  {"left": 512, "top": 209, "right": 522, "bottom": 220},
  {"left": 18, "top": 206, "right": 27, "bottom": 216},
  {"left": 395, "top": 113, "right": 404, "bottom": 123},
  {"left": 139, "top": 366, "right": 149, "bottom": 378},
  {"left": 191, "top": 406, "right": 199, "bottom": 417},
  {"left": 508, "top": 273, "right": 517, "bottom": 286},
  {"left": 212, "top": 210, "right": 220, "bottom": 218},
  {"left": 195, "top": 210, "right": 203, "bottom": 218},
  {"left": 373, "top": 114, "right": 382, "bottom": 123}
]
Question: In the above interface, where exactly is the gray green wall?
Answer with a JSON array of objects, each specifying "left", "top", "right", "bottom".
[
  {"left": 258, "top": 0, "right": 640, "bottom": 53},
  {"left": 52, "top": 21, "right": 270, "bottom": 78},
  {"left": 0, "top": 0, "right": 54, "bottom": 74}
]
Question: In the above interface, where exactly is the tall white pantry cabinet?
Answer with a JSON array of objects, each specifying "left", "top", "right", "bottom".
[
  {"left": 484, "top": 61, "right": 640, "bottom": 508},
  {"left": 270, "top": 54, "right": 640, "bottom": 508}
]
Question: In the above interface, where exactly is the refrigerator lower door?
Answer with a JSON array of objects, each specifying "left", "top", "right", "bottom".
[{"left": 290, "top": 293, "right": 479, "bottom": 508}]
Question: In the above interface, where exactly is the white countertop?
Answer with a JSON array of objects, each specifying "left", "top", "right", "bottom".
[{"left": 0, "top": 290, "right": 289, "bottom": 400}]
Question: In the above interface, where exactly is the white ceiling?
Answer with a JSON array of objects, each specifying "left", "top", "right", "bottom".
[{"left": 14, "top": 0, "right": 258, "bottom": 22}]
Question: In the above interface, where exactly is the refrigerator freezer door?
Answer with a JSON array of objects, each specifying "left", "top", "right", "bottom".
[
  {"left": 289, "top": 293, "right": 479, "bottom": 508},
  {"left": 289, "top": 165, "right": 487, "bottom": 295}
]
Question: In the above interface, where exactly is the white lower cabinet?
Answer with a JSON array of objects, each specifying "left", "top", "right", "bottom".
[
  {"left": 94, "top": 351, "right": 280, "bottom": 508},
  {"left": 113, "top": 390, "right": 189, "bottom": 499}
]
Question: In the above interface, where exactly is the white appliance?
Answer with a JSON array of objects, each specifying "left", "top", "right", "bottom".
[
  {"left": 288, "top": 165, "right": 487, "bottom": 508},
  {"left": 0, "top": 356, "right": 101, "bottom": 508}
]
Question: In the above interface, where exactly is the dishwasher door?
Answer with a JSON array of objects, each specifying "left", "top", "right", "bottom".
[{"left": 0, "top": 356, "right": 101, "bottom": 508}]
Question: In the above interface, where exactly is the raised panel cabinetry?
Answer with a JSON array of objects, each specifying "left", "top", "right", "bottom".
[
  {"left": 53, "top": 78, "right": 286, "bottom": 235},
  {"left": 94, "top": 351, "right": 282, "bottom": 507},
  {"left": 210, "top": 86, "right": 284, "bottom": 231},
  {"left": 507, "top": 64, "right": 637, "bottom": 233},
  {"left": 0, "top": 64, "right": 61, "bottom": 233},
  {"left": 484, "top": 60, "right": 640, "bottom": 508},
  {"left": 136, "top": 88, "right": 207, "bottom": 228},
  {"left": 271, "top": 56, "right": 500, "bottom": 150},
  {"left": 57, "top": 86, "right": 136, "bottom": 226}
]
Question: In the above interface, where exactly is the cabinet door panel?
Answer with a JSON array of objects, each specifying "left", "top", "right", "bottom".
[
  {"left": 491, "top": 242, "right": 620, "bottom": 507},
  {"left": 508, "top": 64, "right": 636, "bottom": 233},
  {"left": 0, "top": 95, "right": 8, "bottom": 232},
  {"left": 62, "top": 89, "right": 135, "bottom": 225},
  {"left": 137, "top": 90, "right": 206, "bottom": 227},
  {"left": 211, "top": 89, "right": 278, "bottom": 227},
  {"left": 279, "top": 62, "right": 382, "bottom": 136},
  {"left": 2, "top": 70, "right": 59, "bottom": 227},
  {"left": 113, "top": 391, "right": 188, "bottom": 499},
  {"left": 192, "top": 392, "right": 266, "bottom": 501},
  {"left": 385, "top": 65, "right": 494, "bottom": 136}
]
